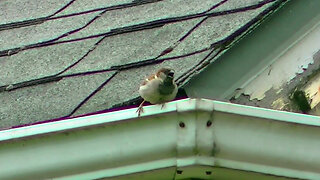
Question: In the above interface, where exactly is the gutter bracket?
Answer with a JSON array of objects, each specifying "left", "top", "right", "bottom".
[{"left": 175, "top": 102, "right": 216, "bottom": 179}]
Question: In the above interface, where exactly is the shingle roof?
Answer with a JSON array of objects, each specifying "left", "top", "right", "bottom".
[{"left": 0, "top": 0, "right": 287, "bottom": 129}]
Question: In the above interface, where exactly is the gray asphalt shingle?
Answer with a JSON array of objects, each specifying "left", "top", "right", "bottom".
[
  {"left": 0, "top": 11, "right": 101, "bottom": 51},
  {"left": 0, "top": 0, "right": 286, "bottom": 128},
  {"left": 0, "top": 0, "right": 70, "bottom": 24},
  {"left": 72, "top": 50, "right": 212, "bottom": 116},
  {"left": 53, "top": 0, "right": 132, "bottom": 16},
  {"left": 0, "top": 39, "right": 98, "bottom": 85},
  {"left": 59, "top": 0, "right": 220, "bottom": 41},
  {"left": 0, "top": 72, "right": 114, "bottom": 128},
  {"left": 63, "top": 18, "right": 200, "bottom": 75}
]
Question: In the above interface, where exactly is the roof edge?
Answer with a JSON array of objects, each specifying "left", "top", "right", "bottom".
[
  {"left": 1, "top": 99, "right": 320, "bottom": 179},
  {"left": 1, "top": 98, "right": 319, "bottom": 141}
]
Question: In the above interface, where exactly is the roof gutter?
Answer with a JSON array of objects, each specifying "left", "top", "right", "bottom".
[{"left": 1, "top": 98, "right": 320, "bottom": 179}]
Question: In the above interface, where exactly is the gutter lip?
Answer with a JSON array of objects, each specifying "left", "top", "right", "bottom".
[{"left": 0, "top": 98, "right": 319, "bottom": 142}]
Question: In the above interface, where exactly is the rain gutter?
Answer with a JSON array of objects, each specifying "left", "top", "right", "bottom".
[{"left": 0, "top": 98, "right": 320, "bottom": 179}]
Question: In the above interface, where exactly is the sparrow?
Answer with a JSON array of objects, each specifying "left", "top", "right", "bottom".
[{"left": 136, "top": 68, "right": 178, "bottom": 116}]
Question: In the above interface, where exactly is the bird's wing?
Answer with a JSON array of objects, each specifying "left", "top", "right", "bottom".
[{"left": 141, "top": 73, "right": 158, "bottom": 86}]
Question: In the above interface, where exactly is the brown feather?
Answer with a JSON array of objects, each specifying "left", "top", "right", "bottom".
[
  {"left": 156, "top": 68, "right": 171, "bottom": 77},
  {"left": 140, "top": 68, "right": 172, "bottom": 86},
  {"left": 141, "top": 73, "right": 156, "bottom": 86}
]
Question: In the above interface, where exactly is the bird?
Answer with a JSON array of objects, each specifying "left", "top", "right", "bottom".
[{"left": 136, "top": 68, "right": 178, "bottom": 116}]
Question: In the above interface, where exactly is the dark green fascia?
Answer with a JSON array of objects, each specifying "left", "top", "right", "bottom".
[{"left": 185, "top": 0, "right": 320, "bottom": 100}]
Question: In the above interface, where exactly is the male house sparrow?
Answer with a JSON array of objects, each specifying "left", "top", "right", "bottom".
[{"left": 136, "top": 68, "right": 178, "bottom": 116}]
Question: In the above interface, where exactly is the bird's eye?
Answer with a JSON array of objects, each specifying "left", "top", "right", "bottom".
[{"left": 168, "top": 72, "right": 174, "bottom": 77}]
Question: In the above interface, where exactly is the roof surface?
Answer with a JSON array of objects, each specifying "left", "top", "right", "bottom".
[{"left": 0, "top": 0, "right": 285, "bottom": 129}]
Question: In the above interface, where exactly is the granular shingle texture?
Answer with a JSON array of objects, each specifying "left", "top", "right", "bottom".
[{"left": 0, "top": 0, "right": 287, "bottom": 128}]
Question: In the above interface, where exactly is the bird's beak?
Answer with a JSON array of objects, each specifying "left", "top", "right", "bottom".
[{"left": 168, "top": 70, "right": 174, "bottom": 78}]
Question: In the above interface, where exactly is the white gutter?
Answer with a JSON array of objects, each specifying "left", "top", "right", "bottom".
[{"left": 0, "top": 98, "right": 320, "bottom": 179}]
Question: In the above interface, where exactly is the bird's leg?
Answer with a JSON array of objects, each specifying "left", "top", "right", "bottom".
[
  {"left": 136, "top": 100, "right": 145, "bottom": 117},
  {"left": 161, "top": 103, "right": 165, "bottom": 109}
]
